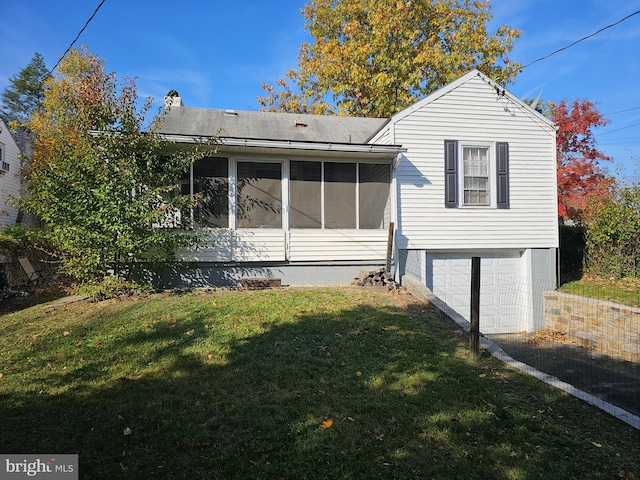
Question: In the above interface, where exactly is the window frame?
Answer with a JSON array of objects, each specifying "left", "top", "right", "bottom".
[
  {"left": 0, "top": 142, "right": 6, "bottom": 172},
  {"left": 461, "top": 144, "right": 491, "bottom": 207},
  {"left": 445, "top": 140, "right": 509, "bottom": 210}
]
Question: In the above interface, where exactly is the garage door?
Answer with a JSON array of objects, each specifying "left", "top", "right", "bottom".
[{"left": 426, "top": 252, "right": 525, "bottom": 334}]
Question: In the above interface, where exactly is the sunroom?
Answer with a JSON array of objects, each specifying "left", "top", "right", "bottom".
[
  {"left": 172, "top": 145, "right": 403, "bottom": 265},
  {"left": 156, "top": 103, "right": 404, "bottom": 284}
]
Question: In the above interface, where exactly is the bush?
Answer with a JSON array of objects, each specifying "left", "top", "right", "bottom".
[
  {"left": 585, "top": 183, "right": 640, "bottom": 279},
  {"left": 75, "top": 276, "right": 155, "bottom": 301}
]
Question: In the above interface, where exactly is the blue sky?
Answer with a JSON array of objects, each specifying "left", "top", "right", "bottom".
[{"left": 1, "top": 0, "right": 639, "bottom": 177}]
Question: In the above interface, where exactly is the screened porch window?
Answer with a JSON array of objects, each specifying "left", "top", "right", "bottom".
[
  {"left": 290, "top": 161, "right": 322, "bottom": 228},
  {"left": 192, "top": 158, "right": 229, "bottom": 227},
  {"left": 237, "top": 161, "right": 282, "bottom": 228},
  {"left": 359, "top": 163, "right": 391, "bottom": 229},
  {"left": 325, "top": 162, "right": 356, "bottom": 229},
  {"left": 289, "top": 161, "right": 391, "bottom": 229}
]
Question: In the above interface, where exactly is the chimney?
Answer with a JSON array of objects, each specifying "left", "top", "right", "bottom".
[{"left": 164, "top": 89, "right": 183, "bottom": 108}]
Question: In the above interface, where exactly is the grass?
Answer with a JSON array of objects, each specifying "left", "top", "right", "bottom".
[
  {"left": 0, "top": 287, "right": 638, "bottom": 479},
  {"left": 559, "top": 276, "right": 640, "bottom": 307}
]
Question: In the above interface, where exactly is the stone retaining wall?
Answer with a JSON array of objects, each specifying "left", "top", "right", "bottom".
[{"left": 544, "top": 291, "right": 640, "bottom": 362}]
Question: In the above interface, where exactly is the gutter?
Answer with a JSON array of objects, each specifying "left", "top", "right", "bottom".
[{"left": 159, "top": 134, "right": 406, "bottom": 156}]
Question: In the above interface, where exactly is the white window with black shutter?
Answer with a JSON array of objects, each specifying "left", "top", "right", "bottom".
[{"left": 444, "top": 140, "right": 509, "bottom": 209}]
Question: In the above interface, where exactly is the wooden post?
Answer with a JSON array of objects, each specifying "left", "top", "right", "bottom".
[
  {"left": 470, "top": 256, "right": 481, "bottom": 359},
  {"left": 385, "top": 222, "right": 395, "bottom": 273}
]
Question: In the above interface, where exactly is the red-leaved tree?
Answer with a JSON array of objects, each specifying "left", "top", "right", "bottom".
[{"left": 552, "top": 99, "right": 613, "bottom": 222}]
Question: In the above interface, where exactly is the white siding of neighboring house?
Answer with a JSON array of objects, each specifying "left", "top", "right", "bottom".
[
  {"left": 378, "top": 73, "right": 558, "bottom": 251},
  {"left": 0, "top": 120, "right": 22, "bottom": 227}
]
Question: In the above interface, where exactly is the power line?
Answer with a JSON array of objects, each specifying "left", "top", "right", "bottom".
[
  {"left": 603, "top": 107, "right": 640, "bottom": 116},
  {"left": 599, "top": 121, "right": 640, "bottom": 136},
  {"left": 48, "top": 0, "right": 107, "bottom": 76},
  {"left": 521, "top": 9, "right": 640, "bottom": 70}
]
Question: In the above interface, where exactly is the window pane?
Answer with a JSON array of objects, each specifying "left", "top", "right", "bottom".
[
  {"left": 193, "top": 157, "right": 229, "bottom": 228},
  {"left": 463, "top": 147, "right": 489, "bottom": 206},
  {"left": 324, "top": 162, "right": 356, "bottom": 229},
  {"left": 237, "top": 162, "right": 282, "bottom": 228},
  {"left": 290, "top": 161, "right": 322, "bottom": 228},
  {"left": 359, "top": 163, "right": 391, "bottom": 229}
]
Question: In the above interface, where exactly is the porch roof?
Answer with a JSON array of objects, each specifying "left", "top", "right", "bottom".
[{"left": 156, "top": 106, "right": 395, "bottom": 146}]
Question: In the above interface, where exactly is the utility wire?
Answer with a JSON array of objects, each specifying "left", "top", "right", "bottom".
[
  {"left": 603, "top": 107, "right": 640, "bottom": 116},
  {"left": 48, "top": 0, "right": 107, "bottom": 76},
  {"left": 598, "top": 121, "right": 640, "bottom": 136},
  {"left": 521, "top": 9, "right": 640, "bottom": 69}
]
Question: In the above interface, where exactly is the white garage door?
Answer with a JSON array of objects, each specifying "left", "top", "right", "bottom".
[{"left": 426, "top": 252, "right": 526, "bottom": 334}]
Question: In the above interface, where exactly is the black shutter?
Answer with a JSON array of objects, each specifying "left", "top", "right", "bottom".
[
  {"left": 496, "top": 142, "right": 509, "bottom": 209},
  {"left": 444, "top": 140, "right": 458, "bottom": 208}
]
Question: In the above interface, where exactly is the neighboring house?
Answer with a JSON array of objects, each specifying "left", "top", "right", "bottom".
[
  {"left": 0, "top": 118, "right": 22, "bottom": 227},
  {"left": 156, "top": 70, "right": 558, "bottom": 334}
]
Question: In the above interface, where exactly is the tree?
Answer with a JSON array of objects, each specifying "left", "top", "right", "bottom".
[
  {"left": 552, "top": 99, "right": 613, "bottom": 222},
  {"left": 21, "top": 48, "right": 203, "bottom": 282},
  {"left": 258, "top": 0, "right": 521, "bottom": 117},
  {"left": 0, "top": 53, "right": 49, "bottom": 126}
]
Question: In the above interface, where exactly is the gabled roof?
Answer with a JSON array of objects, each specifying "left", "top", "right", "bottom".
[
  {"left": 157, "top": 106, "right": 388, "bottom": 144},
  {"left": 377, "top": 69, "right": 556, "bottom": 133}
]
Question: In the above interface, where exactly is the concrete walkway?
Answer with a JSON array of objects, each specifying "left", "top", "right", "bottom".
[{"left": 42, "top": 295, "right": 90, "bottom": 312}]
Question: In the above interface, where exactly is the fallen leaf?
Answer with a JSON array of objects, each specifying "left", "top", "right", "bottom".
[
  {"left": 356, "top": 371, "right": 363, "bottom": 377},
  {"left": 321, "top": 418, "right": 333, "bottom": 429},
  {"left": 186, "top": 329, "right": 195, "bottom": 336},
  {"left": 592, "top": 442, "right": 602, "bottom": 448},
  {"left": 479, "top": 374, "right": 487, "bottom": 378},
  {"left": 123, "top": 427, "right": 132, "bottom": 436},
  {"left": 207, "top": 354, "right": 213, "bottom": 360},
  {"left": 63, "top": 331, "right": 70, "bottom": 336}
]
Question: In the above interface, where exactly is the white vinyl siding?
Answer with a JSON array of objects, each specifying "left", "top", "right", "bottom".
[
  {"left": 178, "top": 229, "right": 286, "bottom": 262},
  {"left": 178, "top": 228, "right": 388, "bottom": 263},
  {"left": 289, "top": 230, "right": 388, "bottom": 262},
  {"left": 389, "top": 74, "right": 557, "bottom": 250}
]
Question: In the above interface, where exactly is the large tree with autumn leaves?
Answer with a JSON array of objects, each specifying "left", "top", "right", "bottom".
[{"left": 258, "top": 0, "right": 521, "bottom": 117}]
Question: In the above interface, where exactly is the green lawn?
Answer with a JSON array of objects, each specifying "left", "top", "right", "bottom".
[
  {"left": 0, "top": 287, "right": 638, "bottom": 479},
  {"left": 560, "top": 276, "right": 640, "bottom": 307}
]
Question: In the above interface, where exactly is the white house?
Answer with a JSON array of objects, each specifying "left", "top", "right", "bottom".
[
  {"left": 155, "top": 70, "right": 559, "bottom": 334},
  {"left": 0, "top": 118, "right": 23, "bottom": 227}
]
